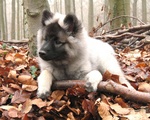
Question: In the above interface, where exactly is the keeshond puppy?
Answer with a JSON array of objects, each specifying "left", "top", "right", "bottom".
[{"left": 37, "top": 10, "right": 133, "bottom": 98}]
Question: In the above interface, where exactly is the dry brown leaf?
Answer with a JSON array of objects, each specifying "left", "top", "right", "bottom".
[
  {"left": 0, "top": 105, "right": 19, "bottom": 111},
  {"left": 22, "top": 114, "right": 30, "bottom": 120},
  {"left": 5, "top": 52, "right": 14, "bottom": 61},
  {"left": 103, "top": 70, "right": 112, "bottom": 81},
  {"left": 10, "top": 83, "right": 21, "bottom": 90},
  {"left": 67, "top": 106, "right": 81, "bottom": 115},
  {"left": 2, "top": 85, "right": 14, "bottom": 94},
  {"left": 8, "top": 70, "right": 18, "bottom": 79},
  {"left": 110, "top": 103, "right": 130, "bottom": 115},
  {"left": 17, "top": 74, "right": 37, "bottom": 85},
  {"left": 82, "top": 99, "right": 96, "bottom": 116},
  {"left": 124, "top": 109, "right": 150, "bottom": 120},
  {"left": 8, "top": 108, "right": 23, "bottom": 118},
  {"left": 97, "top": 101, "right": 112, "bottom": 119},
  {"left": 67, "top": 112, "right": 76, "bottom": 120},
  {"left": 125, "top": 75, "right": 136, "bottom": 82},
  {"left": 0, "top": 95, "right": 9, "bottom": 105},
  {"left": 14, "top": 53, "right": 25, "bottom": 64},
  {"left": 32, "top": 98, "right": 47, "bottom": 108},
  {"left": 51, "top": 90, "right": 65, "bottom": 100},
  {"left": 114, "top": 97, "right": 129, "bottom": 108},
  {"left": 138, "top": 82, "right": 150, "bottom": 92},
  {"left": 22, "top": 84, "right": 37, "bottom": 92},
  {"left": 17, "top": 74, "right": 32, "bottom": 83},
  {"left": 21, "top": 99, "right": 32, "bottom": 114},
  {"left": 11, "top": 90, "right": 31, "bottom": 104}
]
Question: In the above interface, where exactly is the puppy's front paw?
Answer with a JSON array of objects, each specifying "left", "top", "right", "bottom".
[
  {"left": 85, "top": 70, "right": 102, "bottom": 92},
  {"left": 37, "top": 89, "right": 51, "bottom": 99},
  {"left": 37, "top": 70, "right": 52, "bottom": 99}
]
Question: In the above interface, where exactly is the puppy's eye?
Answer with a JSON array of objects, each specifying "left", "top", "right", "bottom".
[{"left": 55, "top": 40, "right": 63, "bottom": 45}]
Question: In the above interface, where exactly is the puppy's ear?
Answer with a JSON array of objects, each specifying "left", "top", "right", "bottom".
[
  {"left": 42, "top": 10, "right": 53, "bottom": 26},
  {"left": 64, "top": 14, "right": 81, "bottom": 35}
]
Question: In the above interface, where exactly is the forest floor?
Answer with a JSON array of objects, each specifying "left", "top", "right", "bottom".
[{"left": 0, "top": 36, "right": 150, "bottom": 120}]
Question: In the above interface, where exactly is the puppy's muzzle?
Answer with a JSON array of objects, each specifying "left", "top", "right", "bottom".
[{"left": 39, "top": 50, "right": 47, "bottom": 58}]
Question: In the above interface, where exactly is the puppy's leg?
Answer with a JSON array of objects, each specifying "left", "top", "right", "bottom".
[
  {"left": 37, "top": 69, "right": 53, "bottom": 99},
  {"left": 85, "top": 70, "right": 102, "bottom": 92}
]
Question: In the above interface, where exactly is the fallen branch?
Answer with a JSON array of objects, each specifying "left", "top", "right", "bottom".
[
  {"left": 94, "top": 15, "right": 145, "bottom": 33},
  {"left": 51, "top": 80, "right": 150, "bottom": 103},
  {"left": 95, "top": 32, "right": 145, "bottom": 42}
]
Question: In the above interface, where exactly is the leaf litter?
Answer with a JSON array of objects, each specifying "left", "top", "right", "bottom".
[{"left": 0, "top": 42, "right": 150, "bottom": 120}]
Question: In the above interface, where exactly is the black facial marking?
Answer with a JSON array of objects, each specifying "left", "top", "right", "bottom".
[
  {"left": 42, "top": 10, "right": 53, "bottom": 26},
  {"left": 39, "top": 22, "right": 68, "bottom": 61}
]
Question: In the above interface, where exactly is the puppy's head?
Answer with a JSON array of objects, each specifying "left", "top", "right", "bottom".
[{"left": 37, "top": 10, "right": 84, "bottom": 62}]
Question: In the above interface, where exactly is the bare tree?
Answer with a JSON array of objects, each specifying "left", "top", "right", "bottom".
[
  {"left": 3, "top": 0, "right": 8, "bottom": 40},
  {"left": 88, "top": 0, "right": 94, "bottom": 32},
  {"left": 80, "top": 0, "right": 83, "bottom": 22},
  {"left": 54, "top": 0, "right": 58, "bottom": 12},
  {"left": 133, "top": 0, "right": 138, "bottom": 25},
  {"left": 108, "top": 0, "right": 130, "bottom": 29},
  {"left": 23, "top": 0, "right": 50, "bottom": 56},
  {"left": 65, "top": 0, "right": 71, "bottom": 14},
  {"left": 17, "top": 0, "right": 20, "bottom": 40},
  {"left": 59, "top": 0, "right": 62, "bottom": 13},
  {"left": 142, "top": 0, "right": 147, "bottom": 23},
  {"left": 0, "top": 0, "right": 6, "bottom": 40},
  {"left": 11, "top": 0, "right": 16, "bottom": 40},
  {"left": 72, "top": 0, "right": 76, "bottom": 14}
]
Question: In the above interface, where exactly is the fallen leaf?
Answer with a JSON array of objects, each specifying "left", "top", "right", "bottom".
[
  {"left": 138, "top": 82, "right": 150, "bottom": 92},
  {"left": 103, "top": 70, "right": 112, "bottom": 81},
  {"left": 17, "top": 74, "right": 37, "bottom": 85},
  {"left": 22, "top": 84, "right": 37, "bottom": 92},
  {"left": 0, "top": 105, "right": 18, "bottom": 111},
  {"left": 0, "top": 95, "right": 9, "bottom": 105},
  {"left": 124, "top": 109, "right": 150, "bottom": 120},
  {"left": 8, "top": 70, "right": 18, "bottom": 79},
  {"left": 97, "top": 101, "right": 112, "bottom": 119},
  {"left": 67, "top": 112, "right": 76, "bottom": 120},
  {"left": 32, "top": 98, "right": 47, "bottom": 108},
  {"left": 2, "top": 85, "right": 14, "bottom": 94},
  {"left": 10, "top": 83, "right": 21, "bottom": 90},
  {"left": 8, "top": 108, "right": 23, "bottom": 118},
  {"left": 11, "top": 90, "right": 31, "bottom": 104},
  {"left": 21, "top": 99, "right": 32, "bottom": 114},
  {"left": 22, "top": 114, "right": 30, "bottom": 120},
  {"left": 51, "top": 90, "right": 65, "bottom": 100},
  {"left": 82, "top": 99, "right": 96, "bottom": 116},
  {"left": 110, "top": 103, "right": 130, "bottom": 115},
  {"left": 114, "top": 97, "right": 129, "bottom": 108}
]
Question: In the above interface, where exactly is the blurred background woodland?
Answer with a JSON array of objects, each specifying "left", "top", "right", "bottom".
[{"left": 0, "top": 0, "right": 149, "bottom": 41}]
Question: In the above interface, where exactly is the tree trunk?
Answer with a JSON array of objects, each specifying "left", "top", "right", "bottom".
[
  {"left": 108, "top": 0, "right": 130, "bottom": 29},
  {"left": 59, "top": 0, "right": 62, "bottom": 13},
  {"left": 65, "top": 0, "right": 71, "bottom": 14},
  {"left": 17, "top": 0, "right": 20, "bottom": 40},
  {"left": 3, "top": 0, "right": 8, "bottom": 40},
  {"left": 11, "top": 0, "right": 16, "bottom": 40},
  {"left": 0, "top": 0, "right": 6, "bottom": 40},
  {"left": 142, "top": 0, "right": 147, "bottom": 23},
  {"left": 88, "top": 0, "right": 94, "bottom": 32},
  {"left": 54, "top": 0, "right": 58, "bottom": 12},
  {"left": 133, "top": 0, "right": 138, "bottom": 25},
  {"left": 72, "top": 0, "right": 76, "bottom": 14},
  {"left": 23, "top": 0, "right": 50, "bottom": 56}
]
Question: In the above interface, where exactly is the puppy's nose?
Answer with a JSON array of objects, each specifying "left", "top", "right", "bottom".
[{"left": 39, "top": 50, "right": 47, "bottom": 57}]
